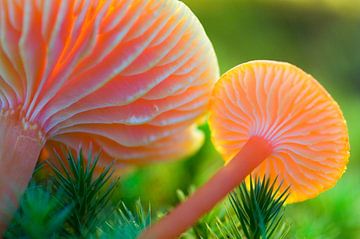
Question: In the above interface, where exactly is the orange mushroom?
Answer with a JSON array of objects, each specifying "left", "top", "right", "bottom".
[
  {"left": 141, "top": 60, "right": 349, "bottom": 239},
  {"left": 0, "top": 0, "right": 219, "bottom": 231}
]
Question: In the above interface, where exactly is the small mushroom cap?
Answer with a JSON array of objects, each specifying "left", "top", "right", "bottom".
[
  {"left": 0, "top": 0, "right": 219, "bottom": 166},
  {"left": 209, "top": 60, "right": 349, "bottom": 203}
]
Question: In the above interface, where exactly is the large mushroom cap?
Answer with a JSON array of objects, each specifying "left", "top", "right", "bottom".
[
  {"left": 0, "top": 0, "right": 219, "bottom": 166},
  {"left": 209, "top": 60, "right": 349, "bottom": 203}
]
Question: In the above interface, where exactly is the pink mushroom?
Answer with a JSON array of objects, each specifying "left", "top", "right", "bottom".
[
  {"left": 0, "top": 0, "right": 219, "bottom": 231},
  {"left": 141, "top": 60, "right": 349, "bottom": 238}
]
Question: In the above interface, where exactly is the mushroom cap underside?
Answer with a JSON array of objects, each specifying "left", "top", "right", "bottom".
[
  {"left": 0, "top": 0, "right": 219, "bottom": 166},
  {"left": 209, "top": 60, "right": 349, "bottom": 203}
]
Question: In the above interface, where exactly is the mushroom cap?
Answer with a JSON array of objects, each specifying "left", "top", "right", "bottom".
[
  {"left": 0, "top": 0, "right": 219, "bottom": 166},
  {"left": 209, "top": 60, "right": 349, "bottom": 203}
]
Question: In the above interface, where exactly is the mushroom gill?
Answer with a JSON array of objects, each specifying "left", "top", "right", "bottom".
[
  {"left": 0, "top": 0, "right": 219, "bottom": 231},
  {"left": 141, "top": 60, "right": 349, "bottom": 239}
]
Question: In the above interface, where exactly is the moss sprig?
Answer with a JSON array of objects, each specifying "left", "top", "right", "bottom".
[
  {"left": 187, "top": 176, "right": 290, "bottom": 239},
  {"left": 47, "top": 150, "right": 119, "bottom": 237}
]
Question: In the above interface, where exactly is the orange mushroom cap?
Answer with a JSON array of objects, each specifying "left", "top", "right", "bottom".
[
  {"left": 209, "top": 60, "right": 349, "bottom": 203},
  {"left": 0, "top": 1, "right": 218, "bottom": 230},
  {"left": 0, "top": 0, "right": 219, "bottom": 166},
  {"left": 140, "top": 62, "right": 350, "bottom": 239}
]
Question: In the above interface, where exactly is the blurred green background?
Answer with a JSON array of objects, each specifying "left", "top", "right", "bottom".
[{"left": 119, "top": 1, "right": 360, "bottom": 238}]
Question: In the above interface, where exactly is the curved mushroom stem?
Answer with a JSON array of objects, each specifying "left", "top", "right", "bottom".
[
  {"left": 140, "top": 136, "right": 272, "bottom": 239},
  {"left": 0, "top": 113, "right": 43, "bottom": 234}
]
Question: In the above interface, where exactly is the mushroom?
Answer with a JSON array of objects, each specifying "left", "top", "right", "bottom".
[
  {"left": 0, "top": 0, "right": 219, "bottom": 231},
  {"left": 141, "top": 60, "right": 349, "bottom": 239}
]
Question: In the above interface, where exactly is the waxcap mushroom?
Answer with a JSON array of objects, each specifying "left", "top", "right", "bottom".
[
  {"left": 141, "top": 60, "right": 349, "bottom": 239},
  {"left": 0, "top": 0, "right": 219, "bottom": 231},
  {"left": 210, "top": 60, "right": 349, "bottom": 203}
]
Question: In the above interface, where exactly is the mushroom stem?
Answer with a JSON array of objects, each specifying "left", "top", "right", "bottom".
[
  {"left": 0, "top": 112, "right": 43, "bottom": 234},
  {"left": 140, "top": 136, "right": 272, "bottom": 239}
]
